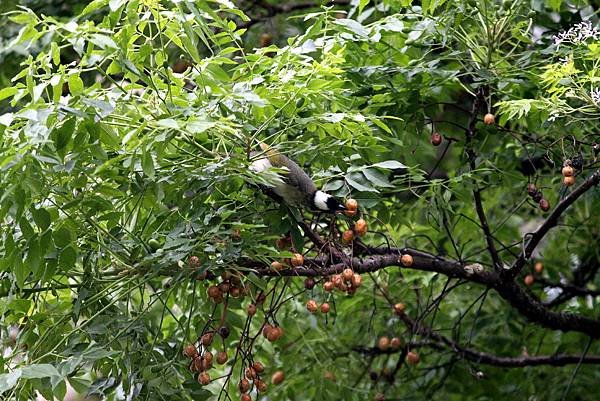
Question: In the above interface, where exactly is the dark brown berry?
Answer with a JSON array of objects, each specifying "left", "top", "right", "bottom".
[
  {"left": 217, "top": 326, "right": 230, "bottom": 338},
  {"left": 271, "top": 370, "right": 284, "bottom": 385},
  {"left": 304, "top": 278, "right": 316, "bottom": 290},
  {"left": 539, "top": 198, "right": 550, "bottom": 212}
]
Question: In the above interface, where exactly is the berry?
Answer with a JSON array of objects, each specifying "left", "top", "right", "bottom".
[
  {"left": 291, "top": 253, "right": 304, "bottom": 267},
  {"left": 271, "top": 370, "right": 285, "bottom": 385},
  {"left": 306, "top": 299, "right": 318, "bottom": 313},
  {"left": 344, "top": 209, "right": 357, "bottom": 217},
  {"left": 276, "top": 237, "right": 291, "bottom": 250},
  {"left": 400, "top": 254, "right": 413, "bottom": 267},
  {"left": 378, "top": 336, "right": 390, "bottom": 351},
  {"left": 562, "top": 165, "right": 574, "bottom": 177},
  {"left": 374, "top": 393, "right": 385, "bottom": 401},
  {"left": 342, "top": 268, "right": 354, "bottom": 281},
  {"left": 262, "top": 324, "right": 273, "bottom": 338},
  {"left": 345, "top": 198, "right": 358, "bottom": 211},
  {"left": 271, "top": 261, "right": 284, "bottom": 270},
  {"left": 238, "top": 378, "right": 251, "bottom": 393},
  {"left": 355, "top": 219, "right": 368, "bottom": 236},
  {"left": 527, "top": 183, "right": 537, "bottom": 196},
  {"left": 188, "top": 255, "right": 200, "bottom": 268},
  {"left": 351, "top": 273, "right": 362, "bottom": 288},
  {"left": 218, "top": 326, "right": 230, "bottom": 339},
  {"left": 393, "top": 303, "right": 406, "bottom": 315},
  {"left": 304, "top": 278, "right": 316, "bottom": 290},
  {"left": 483, "top": 113, "right": 495, "bottom": 125},
  {"left": 563, "top": 176, "right": 575, "bottom": 186},
  {"left": 323, "top": 281, "right": 334, "bottom": 292},
  {"left": 198, "top": 372, "right": 211, "bottom": 385},
  {"left": 539, "top": 198, "right": 550, "bottom": 212},
  {"left": 390, "top": 337, "right": 403, "bottom": 350},
  {"left": 532, "top": 191, "right": 543, "bottom": 203},
  {"left": 534, "top": 262, "right": 544, "bottom": 274},
  {"left": 430, "top": 132, "right": 442, "bottom": 146},
  {"left": 203, "top": 351, "right": 213, "bottom": 364},
  {"left": 247, "top": 303, "right": 257, "bottom": 316},
  {"left": 342, "top": 230, "right": 355, "bottom": 244},
  {"left": 201, "top": 333, "right": 214, "bottom": 346},
  {"left": 323, "top": 371, "right": 336, "bottom": 381},
  {"left": 184, "top": 344, "right": 198, "bottom": 358},
  {"left": 241, "top": 395, "right": 251, "bottom": 401},
  {"left": 524, "top": 274, "right": 534, "bottom": 286},
  {"left": 252, "top": 362, "right": 265, "bottom": 373},
  {"left": 406, "top": 351, "right": 420, "bottom": 365},
  {"left": 255, "top": 379, "right": 267, "bottom": 393},
  {"left": 320, "top": 302, "right": 330, "bottom": 313},
  {"left": 245, "top": 367, "right": 257, "bottom": 380},
  {"left": 207, "top": 286, "right": 221, "bottom": 299},
  {"left": 216, "top": 351, "right": 228, "bottom": 364}
]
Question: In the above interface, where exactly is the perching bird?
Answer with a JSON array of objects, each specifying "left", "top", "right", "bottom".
[{"left": 250, "top": 142, "right": 345, "bottom": 212}]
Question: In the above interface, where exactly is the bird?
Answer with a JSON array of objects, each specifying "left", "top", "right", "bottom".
[{"left": 249, "top": 142, "right": 345, "bottom": 212}]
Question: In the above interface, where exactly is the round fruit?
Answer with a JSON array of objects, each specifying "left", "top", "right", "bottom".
[
  {"left": 304, "top": 278, "right": 316, "bottom": 290},
  {"left": 200, "top": 357, "right": 212, "bottom": 371},
  {"left": 255, "top": 379, "right": 267, "bottom": 393},
  {"left": 201, "top": 332, "right": 214, "bottom": 346},
  {"left": 378, "top": 336, "right": 390, "bottom": 351},
  {"left": 345, "top": 198, "right": 358, "bottom": 211},
  {"left": 271, "top": 370, "right": 285, "bottom": 385},
  {"left": 198, "top": 372, "right": 211, "bottom": 385},
  {"left": 344, "top": 209, "right": 357, "bottom": 217},
  {"left": 406, "top": 351, "right": 420, "bottom": 365},
  {"left": 262, "top": 324, "right": 273, "bottom": 338},
  {"left": 323, "top": 281, "right": 334, "bottom": 292},
  {"left": 148, "top": 238, "right": 161, "bottom": 250},
  {"left": 430, "top": 132, "right": 442, "bottom": 146},
  {"left": 483, "top": 113, "right": 495, "bottom": 125},
  {"left": 271, "top": 261, "right": 284, "bottom": 270},
  {"left": 291, "top": 253, "right": 304, "bottom": 267},
  {"left": 191, "top": 357, "right": 202, "bottom": 372},
  {"left": 320, "top": 302, "right": 330, "bottom": 313},
  {"left": 539, "top": 198, "right": 550, "bottom": 212},
  {"left": 524, "top": 274, "right": 534, "bottom": 286},
  {"left": 207, "top": 285, "right": 221, "bottom": 299},
  {"left": 527, "top": 183, "right": 537, "bottom": 196},
  {"left": 534, "top": 262, "right": 544, "bottom": 274},
  {"left": 184, "top": 344, "right": 198, "bottom": 358},
  {"left": 216, "top": 351, "right": 228, "bottom": 364},
  {"left": 241, "top": 394, "right": 251, "bottom": 401},
  {"left": 355, "top": 219, "right": 368, "bottom": 236},
  {"left": 188, "top": 255, "right": 200, "bottom": 268},
  {"left": 253, "top": 361, "right": 265, "bottom": 373},
  {"left": 267, "top": 326, "right": 283, "bottom": 342},
  {"left": 342, "top": 268, "right": 354, "bottom": 281},
  {"left": 218, "top": 282, "right": 230, "bottom": 293},
  {"left": 238, "top": 378, "right": 251, "bottom": 393},
  {"left": 306, "top": 299, "right": 318, "bottom": 313},
  {"left": 331, "top": 275, "right": 343, "bottom": 288},
  {"left": 218, "top": 326, "right": 230, "bottom": 338},
  {"left": 562, "top": 165, "right": 574, "bottom": 177},
  {"left": 390, "top": 337, "right": 403, "bottom": 350},
  {"left": 247, "top": 303, "right": 257, "bottom": 316},
  {"left": 203, "top": 351, "right": 213, "bottom": 364},
  {"left": 342, "top": 230, "right": 355, "bottom": 244},
  {"left": 352, "top": 273, "right": 363, "bottom": 288},
  {"left": 245, "top": 367, "right": 257, "bottom": 380},
  {"left": 532, "top": 191, "right": 543, "bottom": 203},
  {"left": 393, "top": 302, "right": 406, "bottom": 315},
  {"left": 400, "top": 254, "right": 413, "bottom": 267},
  {"left": 563, "top": 176, "right": 575, "bottom": 186}
]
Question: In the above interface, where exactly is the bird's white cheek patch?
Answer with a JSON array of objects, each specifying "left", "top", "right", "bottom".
[
  {"left": 314, "top": 190, "right": 331, "bottom": 211},
  {"left": 250, "top": 157, "right": 272, "bottom": 173}
]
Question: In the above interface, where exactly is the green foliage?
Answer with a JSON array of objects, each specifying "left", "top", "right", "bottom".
[{"left": 0, "top": 1, "right": 599, "bottom": 401}]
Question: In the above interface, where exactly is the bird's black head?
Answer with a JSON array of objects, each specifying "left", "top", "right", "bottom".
[
  {"left": 312, "top": 190, "right": 346, "bottom": 212},
  {"left": 326, "top": 196, "right": 346, "bottom": 212}
]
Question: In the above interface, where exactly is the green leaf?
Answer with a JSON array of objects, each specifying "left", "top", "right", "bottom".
[
  {"left": 21, "top": 364, "right": 60, "bottom": 379},
  {"left": 0, "top": 370, "right": 22, "bottom": 393},
  {"left": 67, "top": 74, "right": 84, "bottom": 95},
  {"left": 346, "top": 173, "right": 379, "bottom": 193},
  {"left": 371, "top": 160, "right": 407, "bottom": 170},
  {"left": 59, "top": 246, "right": 77, "bottom": 270},
  {"left": 141, "top": 151, "right": 155, "bottom": 179},
  {"left": 359, "top": 0, "right": 370, "bottom": 14},
  {"left": 31, "top": 208, "right": 51, "bottom": 231}
]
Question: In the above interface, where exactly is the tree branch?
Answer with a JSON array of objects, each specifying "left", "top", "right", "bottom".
[{"left": 511, "top": 170, "right": 600, "bottom": 276}]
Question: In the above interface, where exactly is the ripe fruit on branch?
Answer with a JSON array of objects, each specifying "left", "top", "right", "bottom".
[
  {"left": 271, "top": 370, "right": 285, "bottom": 385},
  {"left": 320, "top": 302, "right": 330, "bottom": 313},
  {"left": 390, "top": 337, "right": 403, "bottom": 350},
  {"left": 539, "top": 198, "right": 550, "bottom": 212},
  {"left": 203, "top": 351, "right": 213, "bottom": 364},
  {"left": 241, "top": 394, "right": 251, "bottom": 401},
  {"left": 563, "top": 176, "right": 575, "bottom": 186},
  {"left": 562, "top": 165, "right": 574, "bottom": 177},
  {"left": 245, "top": 367, "right": 257, "bottom": 380},
  {"left": 247, "top": 303, "right": 257, "bottom": 316},
  {"left": 400, "top": 254, "right": 413, "bottom": 267},
  {"left": 483, "top": 113, "right": 495, "bottom": 125},
  {"left": 184, "top": 344, "right": 198, "bottom": 358},
  {"left": 306, "top": 299, "right": 318, "bottom": 313},
  {"left": 198, "top": 372, "right": 211, "bottom": 385},
  {"left": 342, "top": 230, "right": 355, "bottom": 244},
  {"left": 256, "top": 379, "right": 268, "bottom": 393},
  {"left": 342, "top": 268, "right": 354, "bottom": 281},
  {"left": 534, "top": 262, "right": 544, "bottom": 274},
  {"left": 345, "top": 198, "right": 358, "bottom": 211},
  {"left": 207, "top": 285, "right": 221, "bottom": 299},
  {"left": 524, "top": 274, "right": 534, "bottom": 286},
  {"left": 351, "top": 273, "right": 362, "bottom": 288},
  {"left": 393, "top": 303, "right": 406, "bottom": 315},
  {"left": 304, "top": 277, "right": 316, "bottom": 289},
  {"left": 430, "top": 132, "right": 442, "bottom": 146},
  {"left": 218, "top": 326, "right": 230, "bottom": 338},
  {"left": 216, "top": 351, "right": 228, "bottom": 365},
  {"left": 271, "top": 261, "right": 284, "bottom": 270},
  {"left": 406, "top": 351, "right": 420, "bottom": 365},
  {"left": 291, "top": 253, "right": 304, "bottom": 267},
  {"left": 253, "top": 362, "right": 265, "bottom": 373},
  {"left": 354, "top": 219, "right": 368, "bottom": 236},
  {"left": 344, "top": 209, "right": 357, "bottom": 217},
  {"left": 201, "top": 332, "right": 214, "bottom": 346},
  {"left": 378, "top": 336, "right": 390, "bottom": 351},
  {"left": 323, "top": 281, "right": 334, "bottom": 292},
  {"left": 188, "top": 255, "right": 200, "bottom": 268},
  {"left": 238, "top": 378, "right": 251, "bottom": 393}
]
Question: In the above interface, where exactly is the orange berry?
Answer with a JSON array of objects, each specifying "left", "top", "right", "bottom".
[
  {"left": 306, "top": 299, "right": 318, "bottom": 313},
  {"left": 354, "top": 218, "right": 368, "bottom": 236},
  {"left": 351, "top": 273, "right": 362, "bottom": 288},
  {"left": 393, "top": 302, "right": 406, "bottom": 315},
  {"left": 252, "top": 361, "right": 265, "bottom": 373},
  {"left": 207, "top": 285, "right": 221, "bottom": 299},
  {"left": 562, "top": 165, "right": 574, "bottom": 177},
  {"left": 198, "top": 371, "right": 211, "bottom": 385},
  {"left": 400, "top": 254, "right": 413, "bottom": 267},
  {"left": 378, "top": 336, "right": 390, "bottom": 351},
  {"left": 323, "top": 281, "right": 334, "bottom": 292},
  {"left": 483, "top": 113, "right": 495, "bottom": 125},
  {"left": 345, "top": 198, "right": 358, "bottom": 211},
  {"left": 216, "top": 351, "right": 228, "bottom": 364},
  {"left": 342, "top": 230, "right": 355, "bottom": 244},
  {"left": 563, "top": 175, "right": 575, "bottom": 186},
  {"left": 271, "top": 261, "right": 284, "bottom": 270},
  {"left": 241, "top": 394, "right": 251, "bottom": 401},
  {"left": 390, "top": 337, "right": 403, "bottom": 350},
  {"left": 245, "top": 367, "right": 257, "bottom": 380},
  {"left": 534, "top": 262, "right": 544, "bottom": 274},
  {"left": 406, "top": 351, "right": 420, "bottom": 365},
  {"left": 320, "top": 302, "right": 330, "bottom": 313},
  {"left": 184, "top": 344, "right": 198, "bottom": 358},
  {"left": 342, "top": 268, "right": 354, "bottom": 281},
  {"left": 291, "top": 253, "right": 304, "bottom": 267},
  {"left": 344, "top": 209, "right": 357, "bottom": 217},
  {"left": 524, "top": 274, "right": 534, "bottom": 286},
  {"left": 238, "top": 378, "right": 251, "bottom": 393},
  {"left": 255, "top": 379, "right": 267, "bottom": 393},
  {"left": 271, "top": 370, "right": 285, "bottom": 385}
]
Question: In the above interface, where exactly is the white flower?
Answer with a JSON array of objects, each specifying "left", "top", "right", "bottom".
[{"left": 552, "top": 21, "right": 600, "bottom": 46}]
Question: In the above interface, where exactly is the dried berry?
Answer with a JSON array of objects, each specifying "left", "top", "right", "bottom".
[
  {"left": 184, "top": 344, "right": 198, "bottom": 358},
  {"left": 304, "top": 278, "right": 316, "bottom": 290},
  {"left": 430, "top": 132, "right": 442, "bottom": 146},
  {"left": 198, "top": 372, "right": 211, "bottom": 385},
  {"left": 188, "top": 255, "right": 200, "bottom": 268},
  {"left": 271, "top": 370, "right": 285, "bottom": 385}
]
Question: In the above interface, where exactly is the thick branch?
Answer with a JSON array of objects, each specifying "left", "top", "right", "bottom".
[{"left": 511, "top": 170, "right": 600, "bottom": 276}]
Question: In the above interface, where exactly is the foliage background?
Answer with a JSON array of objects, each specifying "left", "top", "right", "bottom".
[{"left": 0, "top": 1, "right": 599, "bottom": 400}]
